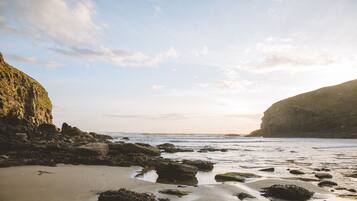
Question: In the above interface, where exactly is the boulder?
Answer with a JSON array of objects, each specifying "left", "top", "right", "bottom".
[
  {"left": 157, "top": 143, "right": 193, "bottom": 153},
  {"left": 198, "top": 147, "right": 228, "bottom": 152},
  {"left": 259, "top": 167, "right": 275, "bottom": 172},
  {"left": 261, "top": 184, "right": 313, "bottom": 201},
  {"left": 215, "top": 172, "right": 260, "bottom": 182},
  {"left": 61, "top": 123, "right": 83, "bottom": 136},
  {"left": 318, "top": 180, "right": 337, "bottom": 187},
  {"left": 78, "top": 142, "right": 109, "bottom": 156},
  {"left": 289, "top": 169, "right": 305, "bottom": 175},
  {"left": 235, "top": 192, "right": 256, "bottom": 200},
  {"left": 315, "top": 172, "right": 332, "bottom": 179},
  {"left": 156, "top": 162, "right": 198, "bottom": 185},
  {"left": 98, "top": 189, "right": 156, "bottom": 201},
  {"left": 182, "top": 159, "right": 214, "bottom": 171},
  {"left": 109, "top": 143, "right": 160, "bottom": 156}
]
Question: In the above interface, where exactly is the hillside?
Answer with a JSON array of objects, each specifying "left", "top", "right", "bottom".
[
  {"left": 250, "top": 80, "right": 357, "bottom": 138},
  {"left": 0, "top": 53, "right": 52, "bottom": 126}
]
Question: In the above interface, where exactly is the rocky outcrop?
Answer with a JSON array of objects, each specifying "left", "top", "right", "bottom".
[
  {"left": 261, "top": 184, "right": 313, "bottom": 201},
  {"left": 0, "top": 53, "right": 52, "bottom": 127},
  {"left": 251, "top": 80, "right": 357, "bottom": 138}
]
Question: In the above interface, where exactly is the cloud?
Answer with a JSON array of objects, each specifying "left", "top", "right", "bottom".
[
  {"left": 0, "top": 0, "right": 99, "bottom": 46},
  {"left": 104, "top": 113, "right": 187, "bottom": 120},
  {"left": 50, "top": 46, "right": 178, "bottom": 67},
  {"left": 8, "top": 54, "right": 60, "bottom": 68},
  {"left": 151, "top": 84, "right": 165, "bottom": 91}
]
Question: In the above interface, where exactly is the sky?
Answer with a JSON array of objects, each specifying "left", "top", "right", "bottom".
[{"left": 1, "top": 0, "right": 357, "bottom": 134}]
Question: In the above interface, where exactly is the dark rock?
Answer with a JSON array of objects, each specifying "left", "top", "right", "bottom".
[
  {"left": 349, "top": 189, "right": 356, "bottom": 193},
  {"left": 61, "top": 123, "right": 83, "bottom": 136},
  {"left": 315, "top": 172, "right": 332, "bottom": 179},
  {"left": 156, "top": 162, "right": 198, "bottom": 186},
  {"left": 262, "top": 184, "right": 313, "bottom": 201},
  {"left": 289, "top": 169, "right": 305, "bottom": 175},
  {"left": 198, "top": 147, "right": 228, "bottom": 152},
  {"left": 157, "top": 199, "right": 170, "bottom": 201},
  {"left": 159, "top": 189, "right": 190, "bottom": 197},
  {"left": 77, "top": 143, "right": 109, "bottom": 156},
  {"left": 215, "top": 172, "right": 260, "bottom": 182},
  {"left": 157, "top": 143, "right": 193, "bottom": 153},
  {"left": 122, "top": 137, "right": 129, "bottom": 140},
  {"left": 236, "top": 192, "right": 256, "bottom": 200},
  {"left": 313, "top": 168, "right": 331, "bottom": 172},
  {"left": 182, "top": 159, "right": 214, "bottom": 171},
  {"left": 98, "top": 189, "right": 156, "bottom": 201},
  {"left": 318, "top": 180, "right": 338, "bottom": 187},
  {"left": 109, "top": 143, "right": 160, "bottom": 156},
  {"left": 38, "top": 123, "right": 58, "bottom": 134},
  {"left": 259, "top": 167, "right": 275, "bottom": 172},
  {"left": 157, "top": 143, "right": 175, "bottom": 149}
]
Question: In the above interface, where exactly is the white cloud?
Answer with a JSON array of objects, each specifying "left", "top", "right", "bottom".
[
  {"left": 51, "top": 46, "right": 178, "bottom": 67},
  {"left": 192, "top": 45, "right": 209, "bottom": 57},
  {"left": 151, "top": 84, "right": 165, "bottom": 91},
  {"left": 8, "top": 54, "right": 60, "bottom": 68},
  {"left": 0, "top": 0, "right": 99, "bottom": 46}
]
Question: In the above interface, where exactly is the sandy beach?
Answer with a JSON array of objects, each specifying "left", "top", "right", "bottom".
[{"left": 0, "top": 165, "right": 354, "bottom": 201}]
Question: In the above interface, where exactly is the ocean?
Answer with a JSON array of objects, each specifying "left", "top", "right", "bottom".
[{"left": 110, "top": 133, "right": 357, "bottom": 199}]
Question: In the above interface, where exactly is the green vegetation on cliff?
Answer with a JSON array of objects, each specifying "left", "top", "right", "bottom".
[
  {"left": 251, "top": 80, "right": 357, "bottom": 138},
  {"left": 0, "top": 52, "right": 52, "bottom": 126}
]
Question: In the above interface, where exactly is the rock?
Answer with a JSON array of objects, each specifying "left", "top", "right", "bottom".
[
  {"left": 157, "top": 143, "right": 175, "bottom": 149},
  {"left": 61, "top": 123, "right": 83, "bottom": 136},
  {"left": 313, "top": 167, "right": 331, "bottom": 172},
  {"left": 109, "top": 143, "right": 160, "bottom": 156},
  {"left": 0, "top": 155, "right": 9, "bottom": 159},
  {"left": 98, "top": 189, "right": 156, "bottom": 201},
  {"left": 156, "top": 162, "right": 198, "bottom": 186},
  {"left": 122, "top": 137, "right": 129, "bottom": 140},
  {"left": 215, "top": 172, "right": 260, "bottom": 182},
  {"left": 235, "top": 192, "right": 256, "bottom": 200},
  {"left": 259, "top": 167, "right": 275, "bottom": 172},
  {"left": 289, "top": 169, "right": 305, "bottom": 175},
  {"left": 349, "top": 189, "right": 356, "bottom": 193},
  {"left": 182, "top": 159, "right": 214, "bottom": 171},
  {"left": 315, "top": 172, "right": 332, "bottom": 179},
  {"left": 318, "top": 180, "right": 338, "bottom": 187},
  {"left": 261, "top": 184, "right": 314, "bottom": 201},
  {"left": 159, "top": 189, "right": 190, "bottom": 197},
  {"left": 15, "top": 133, "right": 28, "bottom": 142},
  {"left": 0, "top": 53, "right": 53, "bottom": 127},
  {"left": 38, "top": 123, "right": 58, "bottom": 134},
  {"left": 157, "top": 143, "right": 193, "bottom": 153},
  {"left": 198, "top": 147, "right": 228, "bottom": 152},
  {"left": 249, "top": 79, "right": 357, "bottom": 138},
  {"left": 157, "top": 199, "right": 170, "bottom": 201},
  {"left": 78, "top": 142, "right": 109, "bottom": 156}
]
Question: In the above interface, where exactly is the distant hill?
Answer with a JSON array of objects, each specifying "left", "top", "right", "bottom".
[
  {"left": 250, "top": 80, "right": 357, "bottom": 138},
  {"left": 0, "top": 52, "right": 52, "bottom": 126}
]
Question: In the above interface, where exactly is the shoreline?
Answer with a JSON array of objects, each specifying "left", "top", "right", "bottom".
[{"left": 0, "top": 165, "right": 354, "bottom": 201}]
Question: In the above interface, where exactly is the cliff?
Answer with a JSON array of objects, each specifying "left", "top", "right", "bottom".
[
  {"left": 0, "top": 53, "right": 52, "bottom": 126},
  {"left": 250, "top": 80, "right": 357, "bottom": 138}
]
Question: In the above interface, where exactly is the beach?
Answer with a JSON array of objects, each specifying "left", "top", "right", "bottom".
[{"left": 0, "top": 164, "right": 355, "bottom": 201}]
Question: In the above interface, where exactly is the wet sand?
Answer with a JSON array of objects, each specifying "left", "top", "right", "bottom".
[{"left": 0, "top": 165, "right": 353, "bottom": 201}]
